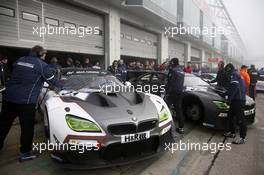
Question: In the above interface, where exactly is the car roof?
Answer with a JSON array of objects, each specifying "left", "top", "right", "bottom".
[{"left": 60, "top": 68, "right": 111, "bottom": 76}]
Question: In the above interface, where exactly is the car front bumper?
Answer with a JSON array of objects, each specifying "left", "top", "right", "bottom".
[{"left": 50, "top": 129, "right": 173, "bottom": 169}]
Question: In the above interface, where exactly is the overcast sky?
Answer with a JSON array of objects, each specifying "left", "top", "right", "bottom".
[{"left": 223, "top": 0, "right": 264, "bottom": 67}]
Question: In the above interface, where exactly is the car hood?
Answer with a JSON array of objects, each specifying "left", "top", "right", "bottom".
[
  {"left": 185, "top": 85, "right": 255, "bottom": 105},
  {"left": 60, "top": 91, "right": 158, "bottom": 122},
  {"left": 185, "top": 85, "right": 223, "bottom": 100}
]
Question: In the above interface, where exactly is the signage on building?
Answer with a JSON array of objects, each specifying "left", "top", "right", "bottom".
[{"left": 208, "top": 57, "right": 224, "bottom": 63}]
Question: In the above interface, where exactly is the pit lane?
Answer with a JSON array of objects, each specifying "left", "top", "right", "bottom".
[{"left": 0, "top": 94, "right": 263, "bottom": 175}]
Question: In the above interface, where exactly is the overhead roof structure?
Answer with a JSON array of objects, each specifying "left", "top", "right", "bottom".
[{"left": 206, "top": 0, "right": 247, "bottom": 59}]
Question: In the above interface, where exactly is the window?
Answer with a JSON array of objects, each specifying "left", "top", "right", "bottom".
[
  {"left": 22, "top": 12, "right": 39, "bottom": 22},
  {"left": 125, "top": 35, "right": 132, "bottom": 40},
  {"left": 0, "top": 6, "right": 15, "bottom": 17},
  {"left": 64, "top": 22, "right": 76, "bottom": 28},
  {"left": 45, "top": 17, "right": 59, "bottom": 26},
  {"left": 133, "top": 37, "right": 140, "bottom": 42},
  {"left": 120, "top": 33, "right": 124, "bottom": 38},
  {"left": 153, "top": 42, "right": 158, "bottom": 47}
]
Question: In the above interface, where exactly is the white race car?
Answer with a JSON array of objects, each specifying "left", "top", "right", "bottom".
[
  {"left": 39, "top": 68, "right": 173, "bottom": 168},
  {"left": 257, "top": 75, "right": 264, "bottom": 92}
]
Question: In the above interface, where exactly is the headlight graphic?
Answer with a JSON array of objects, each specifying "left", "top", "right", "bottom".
[
  {"left": 159, "top": 106, "right": 169, "bottom": 123},
  {"left": 66, "top": 114, "right": 102, "bottom": 132},
  {"left": 213, "top": 101, "right": 229, "bottom": 111}
]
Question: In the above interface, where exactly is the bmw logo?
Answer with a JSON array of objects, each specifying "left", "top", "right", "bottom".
[
  {"left": 132, "top": 117, "right": 137, "bottom": 122},
  {"left": 127, "top": 109, "right": 133, "bottom": 115}
]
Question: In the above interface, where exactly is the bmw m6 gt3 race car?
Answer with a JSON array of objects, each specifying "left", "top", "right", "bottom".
[
  {"left": 38, "top": 68, "right": 173, "bottom": 168},
  {"left": 131, "top": 71, "right": 256, "bottom": 130}
]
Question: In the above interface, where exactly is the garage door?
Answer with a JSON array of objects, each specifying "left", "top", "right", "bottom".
[
  {"left": 191, "top": 47, "right": 201, "bottom": 58},
  {"left": 121, "top": 23, "right": 158, "bottom": 59},
  {"left": 168, "top": 39, "right": 185, "bottom": 62},
  {"left": 0, "top": 0, "right": 104, "bottom": 55}
]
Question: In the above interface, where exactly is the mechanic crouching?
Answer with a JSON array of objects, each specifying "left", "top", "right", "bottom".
[
  {"left": 223, "top": 63, "right": 247, "bottom": 144},
  {"left": 0, "top": 45, "right": 62, "bottom": 161},
  {"left": 165, "top": 58, "right": 185, "bottom": 134}
]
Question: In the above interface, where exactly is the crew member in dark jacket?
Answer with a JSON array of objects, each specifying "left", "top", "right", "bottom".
[
  {"left": 117, "top": 59, "right": 127, "bottom": 83},
  {"left": 223, "top": 63, "right": 247, "bottom": 144},
  {"left": 247, "top": 64, "right": 259, "bottom": 100},
  {"left": 0, "top": 45, "right": 62, "bottom": 161},
  {"left": 210, "top": 61, "right": 230, "bottom": 88},
  {"left": 166, "top": 58, "right": 185, "bottom": 134},
  {"left": 0, "top": 55, "right": 11, "bottom": 86}
]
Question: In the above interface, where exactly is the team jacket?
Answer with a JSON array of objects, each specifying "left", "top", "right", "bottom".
[
  {"left": 224, "top": 70, "right": 246, "bottom": 102},
  {"left": 248, "top": 68, "right": 260, "bottom": 85},
  {"left": 210, "top": 68, "right": 230, "bottom": 88},
  {"left": 3, "top": 54, "right": 62, "bottom": 104},
  {"left": 166, "top": 66, "right": 185, "bottom": 93}
]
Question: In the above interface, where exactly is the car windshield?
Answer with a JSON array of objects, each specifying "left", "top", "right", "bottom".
[
  {"left": 184, "top": 75, "right": 209, "bottom": 87},
  {"left": 61, "top": 74, "right": 124, "bottom": 91}
]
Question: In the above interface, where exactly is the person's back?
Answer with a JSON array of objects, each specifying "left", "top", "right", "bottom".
[
  {"left": 216, "top": 69, "right": 230, "bottom": 88},
  {"left": 227, "top": 71, "right": 246, "bottom": 102},
  {"left": 4, "top": 53, "right": 60, "bottom": 104},
  {"left": 239, "top": 67, "right": 250, "bottom": 90},
  {"left": 0, "top": 45, "right": 62, "bottom": 162},
  {"left": 248, "top": 66, "right": 259, "bottom": 85},
  {"left": 183, "top": 66, "right": 192, "bottom": 73}
]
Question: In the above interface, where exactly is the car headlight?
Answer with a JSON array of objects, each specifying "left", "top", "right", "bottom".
[
  {"left": 65, "top": 114, "right": 102, "bottom": 132},
  {"left": 159, "top": 106, "right": 169, "bottom": 123},
  {"left": 213, "top": 101, "right": 229, "bottom": 111}
]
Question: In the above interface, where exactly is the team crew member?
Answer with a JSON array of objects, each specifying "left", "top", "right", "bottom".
[
  {"left": 166, "top": 58, "right": 185, "bottom": 134},
  {"left": 117, "top": 59, "right": 127, "bottom": 83},
  {"left": 183, "top": 62, "right": 192, "bottom": 73},
  {"left": 248, "top": 64, "right": 259, "bottom": 100},
  {"left": 240, "top": 65, "right": 250, "bottom": 95},
  {"left": 209, "top": 61, "right": 230, "bottom": 88},
  {"left": 0, "top": 45, "right": 62, "bottom": 161},
  {"left": 223, "top": 64, "right": 247, "bottom": 144}
]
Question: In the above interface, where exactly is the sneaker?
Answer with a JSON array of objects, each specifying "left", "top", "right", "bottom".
[
  {"left": 223, "top": 132, "right": 236, "bottom": 138},
  {"left": 232, "top": 138, "right": 246, "bottom": 144},
  {"left": 176, "top": 128, "right": 184, "bottom": 134},
  {"left": 19, "top": 152, "right": 38, "bottom": 162}
]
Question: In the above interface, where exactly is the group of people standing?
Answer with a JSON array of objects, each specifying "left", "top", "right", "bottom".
[
  {"left": 107, "top": 59, "right": 127, "bottom": 83},
  {"left": 210, "top": 61, "right": 259, "bottom": 144},
  {"left": 166, "top": 58, "right": 259, "bottom": 144},
  {"left": 49, "top": 57, "right": 102, "bottom": 70}
]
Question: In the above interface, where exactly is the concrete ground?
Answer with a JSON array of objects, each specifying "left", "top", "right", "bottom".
[{"left": 0, "top": 94, "right": 264, "bottom": 175}]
